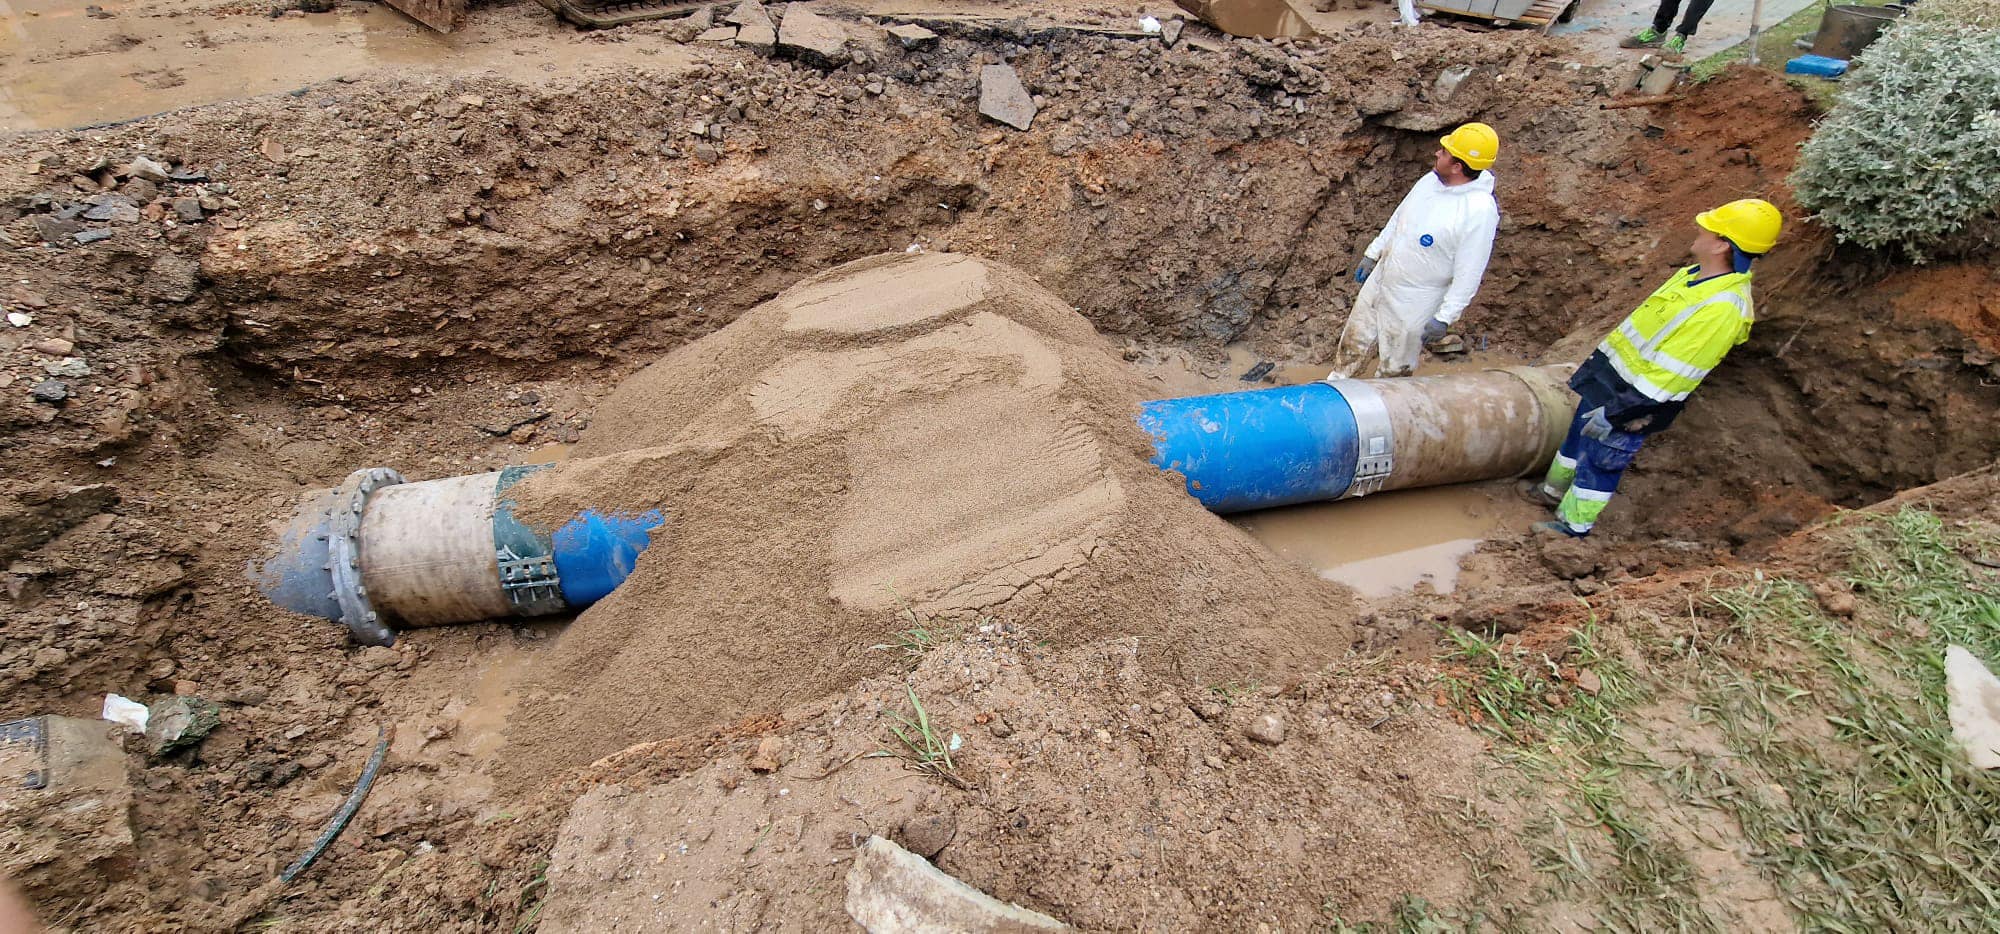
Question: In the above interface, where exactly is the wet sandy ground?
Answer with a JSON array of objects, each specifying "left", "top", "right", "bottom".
[{"left": 0, "top": 0, "right": 696, "bottom": 132}]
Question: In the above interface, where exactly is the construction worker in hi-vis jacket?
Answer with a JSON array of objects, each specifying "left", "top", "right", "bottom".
[{"left": 1525, "top": 198, "right": 1783, "bottom": 537}]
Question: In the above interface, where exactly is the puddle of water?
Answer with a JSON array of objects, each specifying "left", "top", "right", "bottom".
[
  {"left": 457, "top": 643, "right": 538, "bottom": 759},
  {"left": 0, "top": 2, "right": 696, "bottom": 132},
  {"left": 517, "top": 443, "right": 573, "bottom": 465},
  {"left": 1232, "top": 483, "right": 1535, "bottom": 597}
]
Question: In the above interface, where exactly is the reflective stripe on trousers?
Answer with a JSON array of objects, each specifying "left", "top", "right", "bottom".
[{"left": 1538, "top": 405, "right": 1644, "bottom": 535}]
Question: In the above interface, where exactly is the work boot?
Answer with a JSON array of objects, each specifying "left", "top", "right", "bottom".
[
  {"left": 1533, "top": 520, "right": 1585, "bottom": 538},
  {"left": 1663, "top": 33, "right": 1688, "bottom": 55},
  {"left": 1620, "top": 27, "right": 1665, "bottom": 48},
  {"left": 1518, "top": 480, "right": 1562, "bottom": 509}
]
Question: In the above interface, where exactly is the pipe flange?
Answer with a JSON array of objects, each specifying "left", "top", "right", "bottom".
[
  {"left": 324, "top": 467, "right": 405, "bottom": 646},
  {"left": 1324, "top": 378, "right": 1396, "bottom": 498}
]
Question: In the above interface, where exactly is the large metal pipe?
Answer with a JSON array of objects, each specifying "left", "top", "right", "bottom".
[
  {"left": 1138, "top": 365, "right": 1575, "bottom": 512},
  {"left": 251, "top": 464, "right": 662, "bottom": 645},
  {"left": 253, "top": 366, "right": 1573, "bottom": 643}
]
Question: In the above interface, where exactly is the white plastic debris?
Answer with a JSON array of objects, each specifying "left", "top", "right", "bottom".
[
  {"left": 947, "top": 732, "right": 963, "bottom": 753},
  {"left": 1396, "top": 0, "right": 1421, "bottom": 25},
  {"left": 1139, "top": 15, "right": 1162, "bottom": 33},
  {"left": 1946, "top": 646, "right": 2000, "bottom": 769},
  {"left": 6, "top": 312, "right": 30, "bottom": 327},
  {"left": 102, "top": 693, "right": 150, "bottom": 734}
]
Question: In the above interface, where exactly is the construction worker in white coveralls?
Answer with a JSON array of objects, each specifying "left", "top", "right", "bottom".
[
  {"left": 1525, "top": 198, "right": 1784, "bottom": 536},
  {"left": 1329, "top": 122, "right": 1501, "bottom": 379}
]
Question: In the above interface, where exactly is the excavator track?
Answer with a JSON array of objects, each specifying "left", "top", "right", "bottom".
[{"left": 533, "top": 0, "right": 712, "bottom": 28}]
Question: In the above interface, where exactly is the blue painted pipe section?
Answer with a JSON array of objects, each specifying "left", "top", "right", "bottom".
[
  {"left": 1138, "top": 382, "right": 1360, "bottom": 513},
  {"left": 551, "top": 509, "right": 667, "bottom": 606}
]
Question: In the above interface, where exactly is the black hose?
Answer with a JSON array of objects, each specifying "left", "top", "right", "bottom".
[{"left": 279, "top": 724, "right": 395, "bottom": 883}]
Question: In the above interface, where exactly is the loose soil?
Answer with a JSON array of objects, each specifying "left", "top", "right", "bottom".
[{"left": 2, "top": 3, "right": 1997, "bottom": 930}]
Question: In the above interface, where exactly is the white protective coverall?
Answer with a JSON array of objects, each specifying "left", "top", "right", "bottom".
[{"left": 1330, "top": 170, "right": 1499, "bottom": 378}]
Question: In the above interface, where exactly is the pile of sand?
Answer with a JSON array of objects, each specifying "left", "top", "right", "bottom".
[{"left": 501, "top": 253, "right": 1360, "bottom": 779}]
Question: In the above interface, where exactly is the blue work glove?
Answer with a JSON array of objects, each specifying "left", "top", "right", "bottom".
[
  {"left": 1354, "top": 256, "right": 1377, "bottom": 283},
  {"left": 1581, "top": 406, "right": 1614, "bottom": 442},
  {"left": 1421, "top": 317, "right": 1449, "bottom": 344}
]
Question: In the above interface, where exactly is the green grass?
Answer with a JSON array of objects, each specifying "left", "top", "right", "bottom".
[
  {"left": 869, "top": 595, "right": 972, "bottom": 659},
  {"left": 1687, "top": 0, "right": 1896, "bottom": 106},
  {"left": 1416, "top": 508, "right": 2000, "bottom": 931},
  {"left": 1441, "top": 622, "right": 1721, "bottom": 932},
  {"left": 884, "top": 685, "right": 969, "bottom": 788},
  {"left": 1685, "top": 510, "right": 2000, "bottom": 929},
  {"left": 512, "top": 860, "right": 550, "bottom": 934}
]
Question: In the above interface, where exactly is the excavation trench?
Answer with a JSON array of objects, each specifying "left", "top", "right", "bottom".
[{"left": 6, "top": 28, "right": 2000, "bottom": 930}]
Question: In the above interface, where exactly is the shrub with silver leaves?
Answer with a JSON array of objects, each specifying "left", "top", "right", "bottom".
[{"left": 1790, "top": 10, "right": 2000, "bottom": 261}]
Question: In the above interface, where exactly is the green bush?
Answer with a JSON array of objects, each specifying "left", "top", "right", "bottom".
[{"left": 1790, "top": 8, "right": 2000, "bottom": 261}]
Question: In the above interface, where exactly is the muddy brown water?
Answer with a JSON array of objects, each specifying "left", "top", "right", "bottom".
[{"left": 1232, "top": 484, "right": 1538, "bottom": 596}]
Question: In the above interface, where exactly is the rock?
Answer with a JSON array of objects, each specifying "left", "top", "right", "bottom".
[
  {"left": 172, "top": 197, "right": 204, "bottom": 223},
  {"left": 1161, "top": 17, "right": 1185, "bottom": 45},
  {"left": 145, "top": 696, "right": 222, "bottom": 756},
  {"left": 696, "top": 25, "right": 738, "bottom": 41},
  {"left": 978, "top": 64, "right": 1037, "bottom": 131},
  {"left": 776, "top": 3, "right": 849, "bottom": 67},
  {"left": 885, "top": 22, "right": 938, "bottom": 49},
  {"left": 725, "top": 0, "right": 776, "bottom": 54},
  {"left": 30, "top": 338, "right": 74, "bottom": 355},
  {"left": 846, "top": 836, "right": 1070, "bottom": 932},
  {"left": 122, "top": 155, "right": 172, "bottom": 182},
  {"left": 354, "top": 646, "right": 400, "bottom": 670},
  {"left": 74, "top": 229, "right": 115, "bottom": 245},
  {"left": 986, "top": 714, "right": 1014, "bottom": 738},
  {"left": 1575, "top": 669, "right": 1602, "bottom": 696},
  {"left": 692, "top": 142, "right": 722, "bottom": 164},
  {"left": 143, "top": 253, "right": 200, "bottom": 302},
  {"left": 896, "top": 810, "right": 958, "bottom": 858},
  {"left": 43, "top": 357, "right": 91, "bottom": 378},
  {"left": 6, "top": 312, "right": 31, "bottom": 327},
  {"left": 83, "top": 198, "right": 140, "bottom": 223},
  {"left": 1538, "top": 537, "right": 1598, "bottom": 580},
  {"left": 1814, "top": 583, "right": 1856, "bottom": 617},
  {"left": 1243, "top": 712, "right": 1286, "bottom": 745},
  {"left": 1194, "top": 701, "right": 1225, "bottom": 721},
  {"left": 746, "top": 735, "right": 784, "bottom": 772},
  {"left": 31, "top": 215, "right": 82, "bottom": 243}
]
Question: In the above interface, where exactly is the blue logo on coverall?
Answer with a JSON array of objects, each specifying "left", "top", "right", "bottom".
[{"left": 1419, "top": 234, "right": 1435, "bottom": 247}]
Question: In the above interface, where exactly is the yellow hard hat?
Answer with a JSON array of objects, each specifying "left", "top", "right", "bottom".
[
  {"left": 1696, "top": 198, "right": 1783, "bottom": 255},
  {"left": 1440, "top": 122, "right": 1499, "bottom": 171}
]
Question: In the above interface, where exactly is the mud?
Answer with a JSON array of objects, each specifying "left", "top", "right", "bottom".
[{"left": 1, "top": 4, "right": 1998, "bottom": 930}]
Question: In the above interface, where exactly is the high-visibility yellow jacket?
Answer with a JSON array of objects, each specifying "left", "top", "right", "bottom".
[{"left": 1597, "top": 265, "right": 1754, "bottom": 403}]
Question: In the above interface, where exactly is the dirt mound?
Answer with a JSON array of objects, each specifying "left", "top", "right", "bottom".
[
  {"left": 534, "top": 632, "right": 1526, "bottom": 931},
  {"left": 501, "top": 252, "right": 1359, "bottom": 779}
]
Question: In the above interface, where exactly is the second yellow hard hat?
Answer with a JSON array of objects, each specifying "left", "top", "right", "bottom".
[{"left": 1696, "top": 198, "right": 1783, "bottom": 255}]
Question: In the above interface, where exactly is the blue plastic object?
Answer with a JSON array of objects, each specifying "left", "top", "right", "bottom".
[
  {"left": 550, "top": 509, "right": 667, "bottom": 605},
  {"left": 1138, "top": 382, "right": 1360, "bottom": 513},
  {"left": 1784, "top": 54, "right": 1848, "bottom": 77}
]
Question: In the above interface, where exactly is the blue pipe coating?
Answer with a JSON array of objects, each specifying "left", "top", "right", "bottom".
[
  {"left": 550, "top": 509, "right": 666, "bottom": 606},
  {"left": 1138, "top": 381, "right": 1362, "bottom": 513}
]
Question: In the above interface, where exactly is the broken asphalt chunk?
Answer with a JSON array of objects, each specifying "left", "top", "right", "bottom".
[{"left": 977, "top": 64, "right": 1037, "bottom": 131}]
